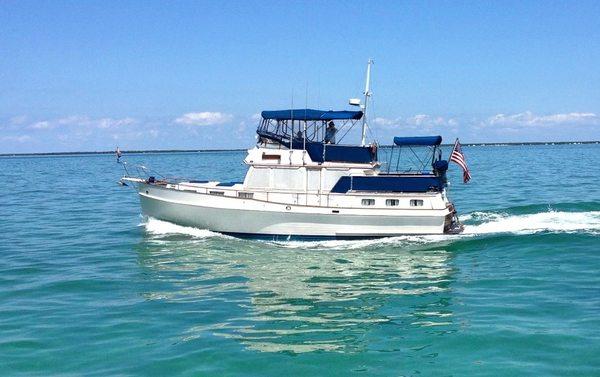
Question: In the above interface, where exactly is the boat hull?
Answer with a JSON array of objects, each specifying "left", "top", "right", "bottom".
[{"left": 138, "top": 183, "right": 452, "bottom": 239}]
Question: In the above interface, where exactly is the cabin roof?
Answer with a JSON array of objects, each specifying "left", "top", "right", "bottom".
[{"left": 261, "top": 109, "right": 363, "bottom": 121}]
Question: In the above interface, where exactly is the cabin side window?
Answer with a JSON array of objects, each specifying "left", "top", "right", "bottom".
[
  {"left": 238, "top": 192, "right": 254, "bottom": 199},
  {"left": 410, "top": 199, "right": 424, "bottom": 207},
  {"left": 386, "top": 199, "right": 399, "bottom": 206},
  {"left": 209, "top": 191, "right": 225, "bottom": 196},
  {"left": 245, "top": 167, "right": 269, "bottom": 189},
  {"left": 361, "top": 199, "right": 375, "bottom": 206},
  {"left": 272, "top": 168, "right": 303, "bottom": 190}
]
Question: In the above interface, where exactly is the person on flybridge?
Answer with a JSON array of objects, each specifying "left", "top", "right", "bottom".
[{"left": 325, "top": 121, "right": 337, "bottom": 144}]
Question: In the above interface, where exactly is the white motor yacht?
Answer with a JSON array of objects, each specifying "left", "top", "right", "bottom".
[{"left": 121, "top": 61, "right": 464, "bottom": 240}]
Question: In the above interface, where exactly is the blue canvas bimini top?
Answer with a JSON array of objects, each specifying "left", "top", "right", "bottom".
[
  {"left": 393, "top": 136, "right": 442, "bottom": 146},
  {"left": 261, "top": 109, "right": 363, "bottom": 121}
]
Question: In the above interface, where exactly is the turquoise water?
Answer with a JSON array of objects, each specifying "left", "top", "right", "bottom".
[{"left": 1, "top": 144, "right": 599, "bottom": 376}]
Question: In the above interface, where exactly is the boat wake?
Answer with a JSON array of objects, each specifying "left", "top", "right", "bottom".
[
  {"left": 139, "top": 210, "right": 600, "bottom": 248},
  {"left": 277, "top": 209, "right": 600, "bottom": 249},
  {"left": 462, "top": 210, "right": 600, "bottom": 235},
  {"left": 141, "top": 217, "right": 226, "bottom": 239}
]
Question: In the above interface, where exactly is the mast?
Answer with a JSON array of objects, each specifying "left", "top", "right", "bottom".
[{"left": 361, "top": 59, "right": 374, "bottom": 146}]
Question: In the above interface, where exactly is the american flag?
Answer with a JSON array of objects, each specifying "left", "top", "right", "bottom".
[{"left": 450, "top": 139, "right": 471, "bottom": 183}]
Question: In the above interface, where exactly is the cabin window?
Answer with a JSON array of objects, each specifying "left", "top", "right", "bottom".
[
  {"left": 246, "top": 167, "right": 269, "bottom": 189},
  {"left": 410, "top": 199, "right": 424, "bottom": 207},
  {"left": 307, "top": 169, "right": 320, "bottom": 191},
  {"left": 272, "top": 168, "right": 303, "bottom": 190},
  {"left": 361, "top": 199, "right": 375, "bottom": 206},
  {"left": 238, "top": 192, "right": 254, "bottom": 199},
  {"left": 262, "top": 153, "right": 281, "bottom": 161},
  {"left": 386, "top": 199, "right": 399, "bottom": 207},
  {"left": 209, "top": 191, "right": 225, "bottom": 196}
]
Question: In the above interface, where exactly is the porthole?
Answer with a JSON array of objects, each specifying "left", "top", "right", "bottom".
[
  {"left": 410, "top": 199, "right": 424, "bottom": 207},
  {"left": 361, "top": 199, "right": 375, "bottom": 206}
]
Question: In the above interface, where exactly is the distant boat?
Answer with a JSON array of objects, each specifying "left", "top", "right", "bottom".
[{"left": 121, "top": 61, "right": 464, "bottom": 240}]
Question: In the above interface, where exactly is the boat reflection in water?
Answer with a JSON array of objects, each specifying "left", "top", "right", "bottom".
[{"left": 136, "top": 226, "right": 457, "bottom": 353}]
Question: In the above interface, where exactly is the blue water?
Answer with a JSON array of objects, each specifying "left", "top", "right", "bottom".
[{"left": 1, "top": 144, "right": 599, "bottom": 376}]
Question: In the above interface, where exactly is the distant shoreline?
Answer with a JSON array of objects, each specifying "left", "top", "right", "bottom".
[{"left": 1, "top": 140, "right": 598, "bottom": 157}]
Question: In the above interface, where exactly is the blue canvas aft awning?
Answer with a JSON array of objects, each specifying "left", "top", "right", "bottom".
[
  {"left": 393, "top": 136, "right": 442, "bottom": 146},
  {"left": 261, "top": 109, "right": 363, "bottom": 121}
]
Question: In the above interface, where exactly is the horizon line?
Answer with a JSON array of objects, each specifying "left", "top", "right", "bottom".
[{"left": 1, "top": 140, "right": 599, "bottom": 157}]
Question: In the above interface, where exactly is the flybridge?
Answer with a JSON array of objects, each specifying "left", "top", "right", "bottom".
[
  {"left": 256, "top": 109, "right": 447, "bottom": 167},
  {"left": 257, "top": 107, "right": 376, "bottom": 164}
]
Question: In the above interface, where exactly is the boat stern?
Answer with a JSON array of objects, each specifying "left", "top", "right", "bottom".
[{"left": 443, "top": 203, "right": 464, "bottom": 234}]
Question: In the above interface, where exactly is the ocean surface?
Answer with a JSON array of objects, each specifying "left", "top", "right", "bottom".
[{"left": 1, "top": 144, "right": 599, "bottom": 376}]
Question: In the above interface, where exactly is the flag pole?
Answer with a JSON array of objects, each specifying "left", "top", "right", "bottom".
[{"left": 451, "top": 138, "right": 459, "bottom": 155}]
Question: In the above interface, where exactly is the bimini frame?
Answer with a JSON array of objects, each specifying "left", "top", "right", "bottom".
[
  {"left": 384, "top": 136, "right": 444, "bottom": 174},
  {"left": 257, "top": 109, "right": 364, "bottom": 150}
]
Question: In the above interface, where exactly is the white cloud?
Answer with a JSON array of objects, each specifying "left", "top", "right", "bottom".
[
  {"left": 374, "top": 112, "right": 599, "bottom": 133},
  {"left": 110, "top": 130, "right": 146, "bottom": 141},
  {"left": 95, "top": 117, "right": 137, "bottom": 129},
  {"left": 27, "top": 116, "right": 137, "bottom": 130},
  {"left": 56, "top": 115, "right": 88, "bottom": 126},
  {"left": 486, "top": 112, "right": 599, "bottom": 128},
  {"left": 406, "top": 114, "right": 450, "bottom": 128},
  {"left": 373, "top": 115, "right": 458, "bottom": 129},
  {"left": 1, "top": 135, "right": 32, "bottom": 143},
  {"left": 30, "top": 121, "right": 52, "bottom": 129},
  {"left": 174, "top": 112, "right": 233, "bottom": 126},
  {"left": 373, "top": 117, "right": 397, "bottom": 127},
  {"left": 3, "top": 109, "right": 597, "bottom": 153}
]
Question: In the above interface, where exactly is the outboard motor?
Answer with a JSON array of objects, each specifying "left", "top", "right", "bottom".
[{"left": 433, "top": 160, "right": 449, "bottom": 185}]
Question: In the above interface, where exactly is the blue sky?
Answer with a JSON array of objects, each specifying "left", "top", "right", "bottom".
[{"left": 1, "top": 0, "right": 599, "bottom": 153}]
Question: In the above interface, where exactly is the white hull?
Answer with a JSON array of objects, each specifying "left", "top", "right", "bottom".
[
  {"left": 122, "top": 63, "right": 465, "bottom": 240},
  {"left": 138, "top": 183, "right": 453, "bottom": 239}
]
